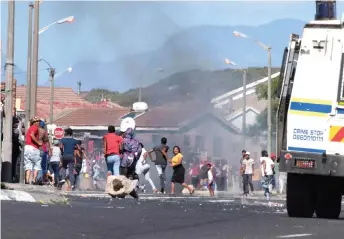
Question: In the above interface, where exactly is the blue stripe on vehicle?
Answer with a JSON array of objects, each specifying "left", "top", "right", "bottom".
[
  {"left": 289, "top": 102, "right": 331, "bottom": 113},
  {"left": 288, "top": 147, "right": 325, "bottom": 154}
]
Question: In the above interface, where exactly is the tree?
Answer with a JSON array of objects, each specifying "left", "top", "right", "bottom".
[{"left": 247, "top": 76, "right": 280, "bottom": 137}]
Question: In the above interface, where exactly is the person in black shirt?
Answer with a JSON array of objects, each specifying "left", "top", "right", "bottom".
[{"left": 148, "top": 137, "right": 169, "bottom": 194}]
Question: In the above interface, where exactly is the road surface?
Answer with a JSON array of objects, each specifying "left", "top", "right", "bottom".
[{"left": 2, "top": 195, "right": 344, "bottom": 239}]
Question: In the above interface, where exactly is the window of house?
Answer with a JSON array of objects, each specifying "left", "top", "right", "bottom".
[
  {"left": 213, "top": 137, "right": 223, "bottom": 158},
  {"left": 184, "top": 135, "right": 190, "bottom": 147},
  {"left": 195, "top": 135, "right": 204, "bottom": 150}
]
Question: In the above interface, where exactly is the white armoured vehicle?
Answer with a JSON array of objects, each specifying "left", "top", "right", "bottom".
[{"left": 277, "top": 0, "right": 344, "bottom": 219}]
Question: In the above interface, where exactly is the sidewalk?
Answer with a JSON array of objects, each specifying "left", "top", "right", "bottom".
[
  {"left": 1, "top": 183, "right": 68, "bottom": 204},
  {"left": 193, "top": 190, "right": 286, "bottom": 201},
  {"left": 1, "top": 183, "right": 286, "bottom": 203}
]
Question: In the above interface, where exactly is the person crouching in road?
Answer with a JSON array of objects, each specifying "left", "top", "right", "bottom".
[
  {"left": 260, "top": 150, "right": 275, "bottom": 200},
  {"left": 207, "top": 163, "right": 215, "bottom": 197},
  {"left": 106, "top": 175, "right": 139, "bottom": 199},
  {"left": 162, "top": 146, "right": 195, "bottom": 195},
  {"left": 24, "top": 117, "right": 42, "bottom": 184}
]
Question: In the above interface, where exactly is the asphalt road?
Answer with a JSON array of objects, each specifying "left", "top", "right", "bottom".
[{"left": 2, "top": 195, "right": 344, "bottom": 239}]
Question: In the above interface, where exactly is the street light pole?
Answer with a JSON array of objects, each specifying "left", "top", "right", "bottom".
[
  {"left": 224, "top": 58, "right": 247, "bottom": 149},
  {"left": 242, "top": 69, "right": 247, "bottom": 149},
  {"left": 267, "top": 48, "right": 272, "bottom": 156},
  {"left": 49, "top": 67, "right": 55, "bottom": 139},
  {"left": 233, "top": 30, "right": 273, "bottom": 155},
  {"left": 2, "top": 0, "right": 15, "bottom": 182},
  {"left": 25, "top": 2, "right": 34, "bottom": 127},
  {"left": 30, "top": 0, "right": 39, "bottom": 119}
]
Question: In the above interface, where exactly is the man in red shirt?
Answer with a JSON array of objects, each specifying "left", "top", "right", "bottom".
[
  {"left": 103, "top": 125, "right": 123, "bottom": 176},
  {"left": 24, "top": 117, "right": 42, "bottom": 184}
]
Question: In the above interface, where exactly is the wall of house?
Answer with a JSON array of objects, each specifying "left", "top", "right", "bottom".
[
  {"left": 72, "top": 118, "right": 262, "bottom": 168},
  {"left": 135, "top": 118, "right": 262, "bottom": 167}
]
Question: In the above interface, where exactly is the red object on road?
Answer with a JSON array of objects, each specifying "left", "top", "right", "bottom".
[{"left": 54, "top": 127, "right": 64, "bottom": 139}]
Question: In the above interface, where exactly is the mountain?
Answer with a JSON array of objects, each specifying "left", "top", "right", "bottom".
[
  {"left": 55, "top": 18, "right": 305, "bottom": 91},
  {"left": 83, "top": 67, "right": 280, "bottom": 107}
]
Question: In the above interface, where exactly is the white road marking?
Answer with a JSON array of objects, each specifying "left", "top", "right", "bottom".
[
  {"left": 277, "top": 234, "right": 313, "bottom": 238},
  {"left": 208, "top": 200, "right": 235, "bottom": 203}
]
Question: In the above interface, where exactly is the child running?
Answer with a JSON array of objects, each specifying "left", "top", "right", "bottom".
[{"left": 135, "top": 143, "right": 158, "bottom": 193}]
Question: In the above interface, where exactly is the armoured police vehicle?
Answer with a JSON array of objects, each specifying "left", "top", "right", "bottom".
[{"left": 278, "top": 0, "right": 344, "bottom": 219}]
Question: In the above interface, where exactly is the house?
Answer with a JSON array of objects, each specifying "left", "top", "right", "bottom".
[
  {"left": 211, "top": 72, "right": 280, "bottom": 132},
  {"left": 15, "top": 86, "right": 121, "bottom": 120},
  {"left": 53, "top": 104, "right": 262, "bottom": 166}
]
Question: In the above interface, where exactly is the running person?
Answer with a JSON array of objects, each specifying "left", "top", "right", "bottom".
[
  {"left": 135, "top": 143, "right": 158, "bottom": 193},
  {"left": 162, "top": 146, "right": 194, "bottom": 195},
  {"left": 148, "top": 137, "right": 169, "bottom": 194}
]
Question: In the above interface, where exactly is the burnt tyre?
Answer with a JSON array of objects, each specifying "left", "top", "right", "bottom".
[
  {"left": 287, "top": 173, "right": 316, "bottom": 218},
  {"left": 315, "top": 176, "right": 342, "bottom": 219}
]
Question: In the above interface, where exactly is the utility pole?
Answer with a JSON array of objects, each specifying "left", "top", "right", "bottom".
[
  {"left": 30, "top": 0, "right": 39, "bottom": 119},
  {"left": 138, "top": 77, "right": 142, "bottom": 102},
  {"left": 25, "top": 2, "right": 34, "bottom": 127},
  {"left": 77, "top": 81, "right": 81, "bottom": 95},
  {"left": 267, "top": 47, "right": 272, "bottom": 156},
  {"left": 0, "top": 40, "right": 3, "bottom": 167},
  {"left": 49, "top": 67, "right": 55, "bottom": 141},
  {"left": 2, "top": 1, "right": 15, "bottom": 182},
  {"left": 242, "top": 69, "right": 247, "bottom": 149}
]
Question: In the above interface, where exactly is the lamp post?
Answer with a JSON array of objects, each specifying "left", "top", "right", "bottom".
[
  {"left": 233, "top": 31, "right": 272, "bottom": 155},
  {"left": 38, "top": 16, "right": 75, "bottom": 35},
  {"left": 38, "top": 59, "right": 54, "bottom": 141},
  {"left": 224, "top": 58, "right": 247, "bottom": 149},
  {"left": 29, "top": 11, "right": 75, "bottom": 119}
]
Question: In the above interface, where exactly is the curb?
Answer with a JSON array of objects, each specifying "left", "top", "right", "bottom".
[
  {"left": 1, "top": 190, "right": 36, "bottom": 202},
  {"left": 1, "top": 189, "right": 69, "bottom": 204}
]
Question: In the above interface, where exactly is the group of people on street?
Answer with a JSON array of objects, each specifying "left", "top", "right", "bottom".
[
  {"left": 240, "top": 149, "right": 285, "bottom": 200},
  {"left": 103, "top": 117, "right": 195, "bottom": 199}
]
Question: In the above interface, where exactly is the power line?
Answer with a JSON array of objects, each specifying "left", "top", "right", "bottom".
[{"left": 1, "top": 68, "right": 49, "bottom": 76}]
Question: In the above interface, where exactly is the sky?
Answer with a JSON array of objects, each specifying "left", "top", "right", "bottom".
[{"left": 1, "top": 0, "right": 344, "bottom": 84}]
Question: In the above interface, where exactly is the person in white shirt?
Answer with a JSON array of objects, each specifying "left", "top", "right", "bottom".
[
  {"left": 136, "top": 143, "right": 158, "bottom": 193},
  {"left": 241, "top": 152, "right": 255, "bottom": 196},
  {"left": 49, "top": 141, "right": 61, "bottom": 187},
  {"left": 260, "top": 150, "right": 275, "bottom": 200},
  {"left": 207, "top": 163, "right": 215, "bottom": 197}
]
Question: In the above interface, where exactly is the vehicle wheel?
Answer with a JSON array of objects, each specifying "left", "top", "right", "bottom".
[
  {"left": 286, "top": 173, "right": 315, "bottom": 218},
  {"left": 315, "top": 177, "right": 342, "bottom": 219}
]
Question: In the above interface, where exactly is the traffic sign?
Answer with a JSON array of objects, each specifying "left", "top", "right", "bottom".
[{"left": 54, "top": 127, "right": 64, "bottom": 139}]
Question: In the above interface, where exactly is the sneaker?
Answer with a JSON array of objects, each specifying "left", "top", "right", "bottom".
[
  {"left": 161, "top": 188, "right": 165, "bottom": 194},
  {"left": 266, "top": 193, "right": 270, "bottom": 200},
  {"left": 250, "top": 192, "right": 255, "bottom": 195}
]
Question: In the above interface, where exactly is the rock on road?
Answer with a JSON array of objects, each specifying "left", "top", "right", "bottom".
[{"left": 2, "top": 196, "right": 344, "bottom": 239}]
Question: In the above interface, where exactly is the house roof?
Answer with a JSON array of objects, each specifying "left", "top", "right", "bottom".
[
  {"left": 54, "top": 108, "right": 130, "bottom": 126},
  {"left": 15, "top": 86, "right": 122, "bottom": 120},
  {"left": 232, "top": 94, "right": 267, "bottom": 112},
  {"left": 54, "top": 105, "right": 240, "bottom": 134},
  {"left": 16, "top": 86, "right": 88, "bottom": 103}
]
